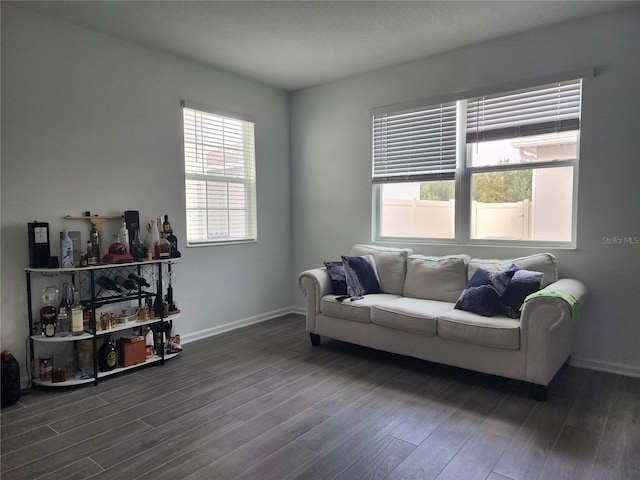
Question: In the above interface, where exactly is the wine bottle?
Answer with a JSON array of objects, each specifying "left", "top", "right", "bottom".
[
  {"left": 99, "top": 335, "right": 117, "bottom": 371},
  {"left": 61, "top": 230, "right": 74, "bottom": 268},
  {"left": 71, "top": 288, "right": 84, "bottom": 336},
  {"left": 90, "top": 223, "right": 101, "bottom": 261},
  {"left": 114, "top": 275, "right": 136, "bottom": 290},
  {"left": 128, "top": 272, "right": 150, "bottom": 288},
  {"left": 131, "top": 228, "right": 146, "bottom": 262},
  {"left": 97, "top": 276, "right": 122, "bottom": 293}
]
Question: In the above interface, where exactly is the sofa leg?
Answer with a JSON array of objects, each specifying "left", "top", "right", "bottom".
[
  {"left": 309, "top": 333, "right": 321, "bottom": 346},
  {"left": 531, "top": 384, "right": 548, "bottom": 402}
]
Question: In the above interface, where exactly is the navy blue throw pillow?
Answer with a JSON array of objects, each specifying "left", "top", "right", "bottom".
[
  {"left": 454, "top": 268, "right": 515, "bottom": 317},
  {"left": 324, "top": 261, "right": 348, "bottom": 296},
  {"left": 342, "top": 255, "right": 380, "bottom": 299},
  {"left": 501, "top": 264, "right": 544, "bottom": 318}
]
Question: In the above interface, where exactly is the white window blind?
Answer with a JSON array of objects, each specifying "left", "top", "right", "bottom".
[
  {"left": 466, "top": 79, "right": 582, "bottom": 143},
  {"left": 182, "top": 104, "right": 257, "bottom": 246},
  {"left": 372, "top": 102, "right": 457, "bottom": 183}
]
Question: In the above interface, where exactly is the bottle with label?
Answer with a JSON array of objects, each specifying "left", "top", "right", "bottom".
[
  {"left": 150, "top": 219, "right": 161, "bottom": 259},
  {"left": 86, "top": 240, "right": 97, "bottom": 266},
  {"left": 163, "top": 215, "right": 172, "bottom": 235},
  {"left": 131, "top": 228, "right": 146, "bottom": 262},
  {"left": 61, "top": 230, "right": 74, "bottom": 268},
  {"left": 99, "top": 334, "right": 118, "bottom": 371},
  {"left": 71, "top": 287, "right": 84, "bottom": 336},
  {"left": 90, "top": 223, "right": 101, "bottom": 262},
  {"left": 57, "top": 307, "right": 70, "bottom": 336},
  {"left": 154, "top": 218, "right": 170, "bottom": 259},
  {"left": 40, "top": 286, "right": 59, "bottom": 337},
  {"left": 118, "top": 222, "right": 130, "bottom": 252}
]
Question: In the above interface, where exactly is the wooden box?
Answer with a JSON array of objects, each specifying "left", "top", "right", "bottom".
[{"left": 117, "top": 336, "right": 146, "bottom": 367}]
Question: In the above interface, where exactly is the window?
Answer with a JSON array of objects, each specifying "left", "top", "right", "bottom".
[
  {"left": 372, "top": 78, "right": 582, "bottom": 246},
  {"left": 182, "top": 103, "right": 257, "bottom": 246}
]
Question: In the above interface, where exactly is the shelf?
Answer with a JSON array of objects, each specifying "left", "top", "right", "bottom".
[
  {"left": 31, "top": 332, "right": 94, "bottom": 343},
  {"left": 32, "top": 351, "right": 182, "bottom": 387},
  {"left": 94, "top": 312, "right": 181, "bottom": 336},
  {"left": 33, "top": 376, "right": 95, "bottom": 387},
  {"left": 26, "top": 258, "right": 177, "bottom": 274},
  {"left": 97, "top": 355, "right": 163, "bottom": 378}
]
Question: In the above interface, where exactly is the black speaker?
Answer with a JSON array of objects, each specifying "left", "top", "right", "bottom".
[{"left": 124, "top": 210, "right": 140, "bottom": 252}]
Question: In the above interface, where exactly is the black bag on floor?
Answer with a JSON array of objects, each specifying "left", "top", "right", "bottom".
[{"left": 1, "top": 350, "right": 21, "bottom": 408}]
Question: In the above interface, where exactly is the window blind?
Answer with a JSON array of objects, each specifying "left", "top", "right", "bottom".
[
  {"left": 183, "top": 105, "right": 257, "bottom": 245},
  {"left": 466, "top": 79, "right": 582, "bottom": 143},
  {"left": 372, "top": 102, "right": 457, "bottom": 183}
]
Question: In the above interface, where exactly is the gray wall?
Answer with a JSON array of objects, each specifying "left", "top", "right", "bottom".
[
  {"left": 1, "top": 6, "right": 291, "bottom": 379},
  {"left": 2, "top": 5, "right": 639, "bottom": 384},
  {"left": 291, "top": 7, "right": 640, "bottom": 376}
]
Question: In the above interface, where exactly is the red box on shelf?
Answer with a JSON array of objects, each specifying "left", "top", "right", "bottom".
[{"left": 117, "top": 336, "right": 146, "bottom": 367}]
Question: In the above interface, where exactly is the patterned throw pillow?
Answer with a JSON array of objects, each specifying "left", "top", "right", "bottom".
[
  {"left": 323, "top": 261, "right": 348, "bottom": 295},
  {"left": 500, "top": 264, "right": 544, "bottom": 318},
  {"left": 341, "top": 255, "right": 380, "bottom": 299},
  {"left": 454, "top": 268, "right": 515, "bottom": 317}
]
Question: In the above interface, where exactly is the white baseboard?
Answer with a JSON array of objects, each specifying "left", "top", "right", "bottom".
[
  {"left": 179, "top": 307, "right": 303, "bottom": 345},
  {"left": 570, "top": 356, "right": 640, "bottom": 378}
]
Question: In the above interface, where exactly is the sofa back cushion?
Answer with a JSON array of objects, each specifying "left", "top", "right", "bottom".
[
  {"left": 468, "top": 253, "right": 558, "bottom": 288},
  {"left": 349, "top": 244, "right": 413, "bottom": 295},
  {"left": 403, "top": 254, "right": 470, "bottom": 302}
]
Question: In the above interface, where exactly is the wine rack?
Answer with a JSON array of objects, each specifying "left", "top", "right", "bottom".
[{"left": 25, "top": 259, "right": 181, "bottom": 388}]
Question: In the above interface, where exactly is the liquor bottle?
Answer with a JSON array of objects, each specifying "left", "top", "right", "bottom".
[
  {"left": 99, "top": 335, "right": 117, "bottom": 371},
  {"left": 154, "top": 218, "right": 170, "bottom": 260},
  {"left": 71, "top": 288, "right": 84, "bottom": 336},
  {"left": 90, "top": 223, "right": 101, "bottom": 261},
  {"left": 128, "top": 272, "right": 150, "bottom": 288},
  {"left": 86, "top": 240, "right": 97, "bottom": 266},
  {"left": 131, "top": 228, "right": 146, "bottom": 262},
  {"left": 163, "top": 215, "right": 172, "bottom": 235},
  {"left": 61, "top": 230, "right": 74, "bottom": 268},
  {"left": 114, "top": 275, "right": 136, "bottom": 290},
  {"left": 59, "top": 283, "right": 73, "bottom": 316},
  {"left": 118, "top": 222, "right": 130, "bottom": 252},
  {"left": 40, "top": 286, "right": 59, "bottom": 337},
  {"left": 97, "top": 276, "right": 122, "bottom": 293},
  {"left": 56, "top": 307, "right": 70, "bottom": 336},
  {"left": 150, "top": 219, "right": 161, "bottom": 259}
]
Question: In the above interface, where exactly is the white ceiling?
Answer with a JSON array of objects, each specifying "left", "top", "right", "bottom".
[{"left": 8, "top": 0, "right": 637, "bottom": 91}]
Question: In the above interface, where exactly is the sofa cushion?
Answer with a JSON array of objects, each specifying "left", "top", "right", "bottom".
[
  {"left": 323, "top": 261, "right": 347, "bottom": 295},
  {"left": 437, "top": 309, "right": 521, "bottom": 350},
  {"left": 349, "top": 244, "right": 413, "bottom": 295},
  {"left": 469, "top": 253, "right": 557, "bottom": 288},
  {"left": 500, "top": 265, "right": 544, "bottom": 319},
  {"left": 342, "top": 255, "right": 381, "bottom": 298},
  {"left": 371, "top": 297, "right": 454, "bottom": 337},
  {"left": 454, "top": 268, "right": 515, "bottom": 317},
  {"left": 403, "top": 255, "right": 469, "bottom": 303},
  {"left": 321, "top": 294, "right": 402, "bottom": 323}
]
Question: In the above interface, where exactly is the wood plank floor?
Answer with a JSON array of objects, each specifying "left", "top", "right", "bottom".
[{"left": 2, "top": 314, "right": 638, "bottom": 480}]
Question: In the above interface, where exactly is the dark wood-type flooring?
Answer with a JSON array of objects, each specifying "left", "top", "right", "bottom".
[{"left": 2, "top": 314, "right": 638, "bottom": 480}]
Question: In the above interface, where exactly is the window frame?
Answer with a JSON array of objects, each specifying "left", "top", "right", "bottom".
[
  {"left": 371, "top": 71, "right": 590, "bottom": 248},
  {"left": 182, "top": 101, "right": 257, "bottom": 247}
]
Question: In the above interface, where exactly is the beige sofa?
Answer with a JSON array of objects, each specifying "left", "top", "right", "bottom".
[{"left": 298, "top": 244, "right": 588, "bottom": 400}]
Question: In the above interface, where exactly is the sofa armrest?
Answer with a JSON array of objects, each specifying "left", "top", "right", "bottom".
[
  {"left": 298, "top": 268, "right": 333, "bottom": 333},
  {"left": 519, "top": 278, "right": 588, "bottom": 385}
]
